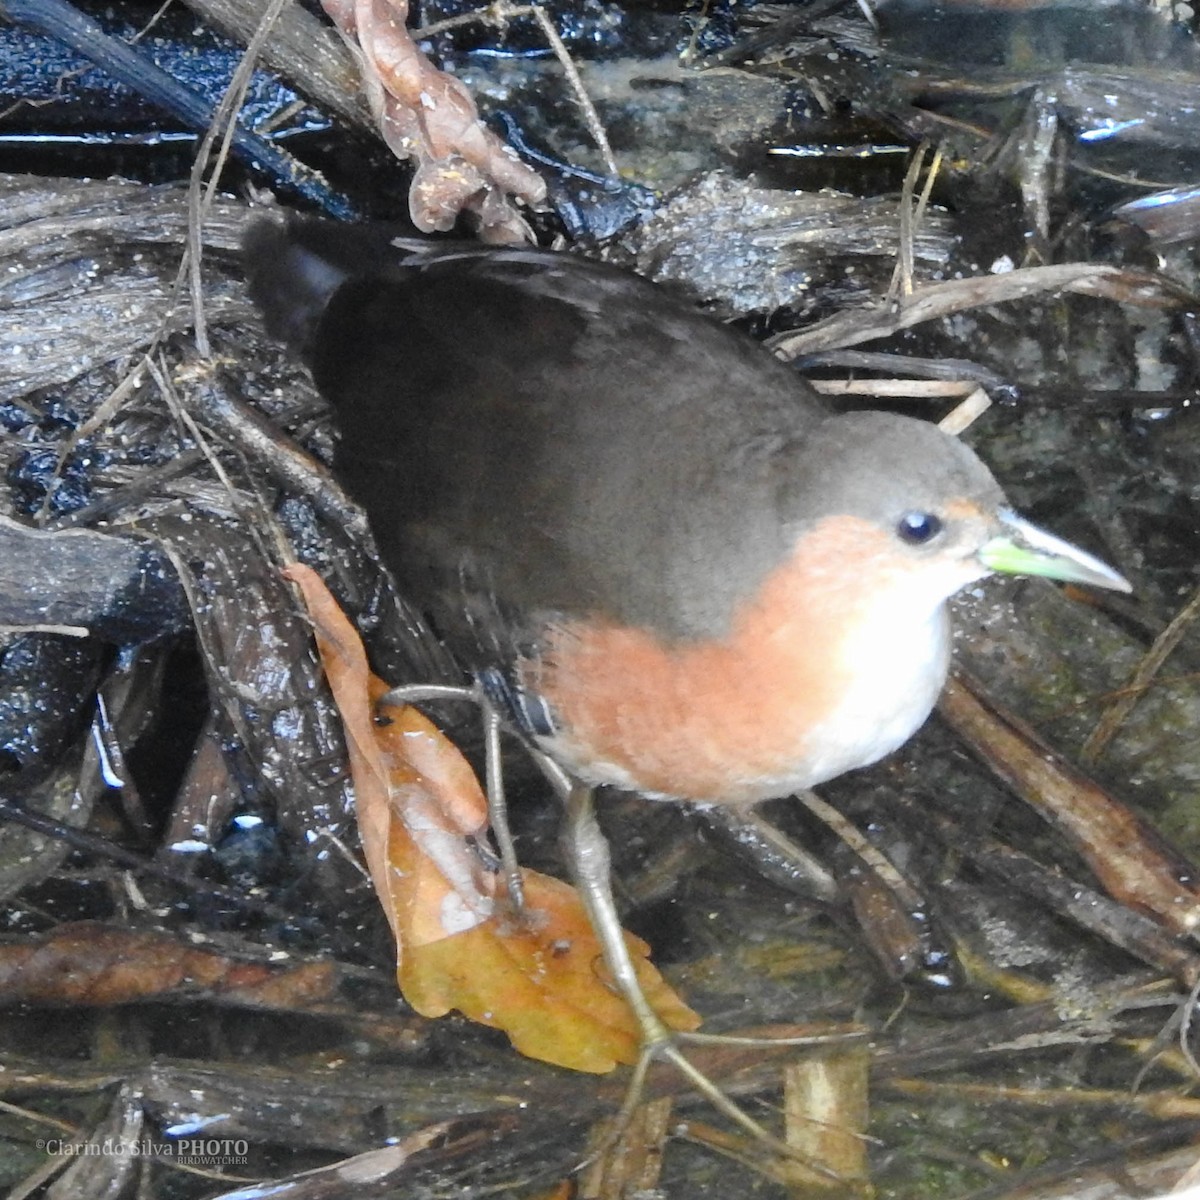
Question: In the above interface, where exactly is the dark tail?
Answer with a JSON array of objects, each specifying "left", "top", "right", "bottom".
[{"left": 242, "top": 216, "right": 409, "bottom": 360}]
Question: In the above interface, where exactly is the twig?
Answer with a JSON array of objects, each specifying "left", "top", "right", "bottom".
[
  {"left": 1082, "top": 582, "right": 1200, "bottom": 762},
  {"left": 0, "top": 798, "right": 293, "bottom": 919},
  {"left": 408, "top": 0, "right": 616, "bottom": 178},
  {"left": 937, "top": 386, "right": 991, "bottom": 435},
  {"left": 889, "top": 141, "right": 926, "bottom": 303},
  {"left": 883, "top": 1077, "right": 1200, "bottom": 1119},
  {"left": 186, "top": 0, "right": 291, "bottom": 359},
  {"left": 0, "top": 0, "right": 349, "bottom": 216},
  {"left": 889, "top": 142, "right": 942, "bottom": 303},
  {"left": 0, "top": 624, "right": 89, "bottom": 637},
  {"left": 768, "top": 263, "right": 1183, "bottom": 360},
  {"left": 811, "top": 379, "right": 977, "bottom": 399},
  {"left": 798, "top": 790, "right": 925, "bottom": 912},
  {"left": 941, "top": 671, "right": 1200, "bottom": 940},
  {"left": 412, "top": 0, "right": 534, "bottom": 38},
  {"left": 1178, "top": 970, "right": 1200, "bottom": 1081},
  {"left": 530, "top": 3, "right": 618, "bottom": 178}
]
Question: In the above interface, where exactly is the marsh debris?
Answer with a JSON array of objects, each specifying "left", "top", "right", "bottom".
[{"left": 1, "top": 0, "right": 1200, "bottom": 1195}]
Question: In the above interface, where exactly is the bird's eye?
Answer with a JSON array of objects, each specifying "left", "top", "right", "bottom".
[{"left": 897, "top": 511, "right": 943, "bottom": 545}]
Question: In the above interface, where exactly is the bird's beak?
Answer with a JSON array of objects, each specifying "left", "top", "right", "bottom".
[{"left": 978, "top": 508, "right": 1132, "bottom": 593}]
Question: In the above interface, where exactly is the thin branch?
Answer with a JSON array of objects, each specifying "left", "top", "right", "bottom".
[
  {"left": 530, "top": 3, "right": 618, "bottom": 177},
  {"left": 186, "top": 0, "right": 292, "bottom": 359},
  {"left": 1082, "top": 582, "right": 1200, "bottom": 762}
]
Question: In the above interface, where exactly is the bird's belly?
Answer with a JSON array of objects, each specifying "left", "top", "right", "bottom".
[{"left": 527, "top": 607, "right": 951, "bottom": 806}]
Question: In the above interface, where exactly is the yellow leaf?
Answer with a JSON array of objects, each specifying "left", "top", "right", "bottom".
[{"left": 285, "top": 563, "right": 700, "bottom": 1072}]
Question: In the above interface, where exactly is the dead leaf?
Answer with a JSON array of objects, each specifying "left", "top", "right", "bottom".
[
  {"left": 321, "top": 0, "right": 545, "bottom": 243},
  {"left": 0, "top": 923, "right": 337, "bottom": 1009},
  {"left": 285, "top": 563, "right": 700, "bottom": 1072}
]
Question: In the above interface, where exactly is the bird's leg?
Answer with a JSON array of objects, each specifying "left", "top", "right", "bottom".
[
  {"left": 563, "top": 779, "right": 672, "bottom": 1042},
  {"left": 531, "top": 752, "right": 806, "bottom": 1152},
  {"left": 377, "top": 681, "right": 524, "bottom": 909},
  {"left": 480, "top": 695, "right": 524, "bottom": 908}
]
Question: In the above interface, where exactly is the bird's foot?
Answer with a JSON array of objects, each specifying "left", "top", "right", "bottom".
[
  {"left": 592, "top": 1021, "right": 860, "bottom": 1185},
  {"left": 641, "top": 1030, "right": 803, "bottom": 1153},
  {"left": 545, "top": 771, "right": 859, "bottom": 1175},
  {"left": 377, "top": 680, "right": 525, "bottom": 908}
]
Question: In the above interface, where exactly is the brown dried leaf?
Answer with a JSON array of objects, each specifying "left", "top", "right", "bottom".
[
  {"left": 321, "top": 0, "right": 546, "bottom": 242},
  {"left": 286, "top": 563, "right": 700, "bottom": 1072}
]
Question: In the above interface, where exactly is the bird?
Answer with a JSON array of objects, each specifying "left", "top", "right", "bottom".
[
  {"left": 243, "top": 214, "right": 1129, "bottom": 1111},
  {"left": 244, "top": 214, "right": 1127, "bottom": 801}
]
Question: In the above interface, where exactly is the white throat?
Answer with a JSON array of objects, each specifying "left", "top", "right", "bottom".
[{"left": 801, "top": 591, "right": 953, "bottom": 789}]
